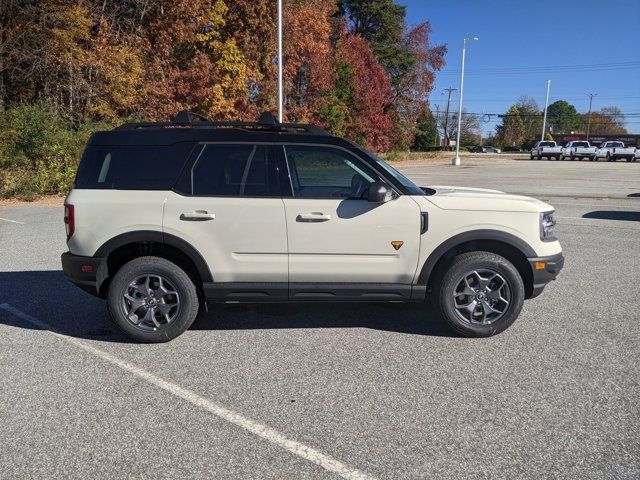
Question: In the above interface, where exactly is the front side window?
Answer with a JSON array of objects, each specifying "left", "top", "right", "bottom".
[
  {"left": 190, "top": 144, "right": 279, "bottom": 197},
  {"left": 284, "top": 145, "right": 380, "bottom": 199},
  {"left": 355, "top": 148, "right": 424, "bottom": 195}
]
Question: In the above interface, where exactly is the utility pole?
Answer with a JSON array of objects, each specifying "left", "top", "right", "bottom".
[
  {"left": 442, "top": 87, "right": 457, "bottom": 149},
  {"left": 586, "top": 93, "right": 597, "bottom": 141},
  {"left": 541, "top": 79, "right": 551, "bottom": 141},
  {"left": 277, "top": 0, "right": 283, "bottom": 122},
  {"left": 434, "top": 105, "right": 440, "bottom": 147}
]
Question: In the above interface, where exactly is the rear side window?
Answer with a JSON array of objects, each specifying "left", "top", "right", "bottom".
[
  {"left": 189, "top": 144, "right": 280, "bottom": 197},
  {"left": 75, "top": 143, "right": 194, "bottom": 190}
]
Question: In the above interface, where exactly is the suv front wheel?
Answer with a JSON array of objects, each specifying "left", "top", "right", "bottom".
[
  {"left": 434, "top": 251, "right": 525, "bottom": 337},
  {"left": 107, "top": 256, "right": 199, "bottom": 343}
]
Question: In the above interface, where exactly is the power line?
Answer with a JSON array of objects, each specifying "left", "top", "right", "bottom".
[{"left": 438, "top": 61, "right": 640, "bottom": 76}]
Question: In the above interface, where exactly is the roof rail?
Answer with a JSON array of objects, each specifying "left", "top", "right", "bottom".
[{"left": 113, "top": 111, "right": 329, "bottom": 135}]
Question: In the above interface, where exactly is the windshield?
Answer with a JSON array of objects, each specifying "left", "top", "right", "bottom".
[{"left": 355, "top": 148, "right": 425, "bottom": 195}]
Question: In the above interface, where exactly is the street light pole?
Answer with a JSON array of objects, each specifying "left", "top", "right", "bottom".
[
  {"left": 586, "top": 93, "right": 597, "bottom": 141},
  {"left": 540, "top": 79, "right": 551, "bottom": 141},
  {"left": 277, "top": 0, "right": 283, "bottom": 123},
  {"left": 453, "top": 37, "right": 478, "bottom": 166}
]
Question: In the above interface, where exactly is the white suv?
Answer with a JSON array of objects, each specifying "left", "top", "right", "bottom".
[{"left": 62, "top": 112, "right": 564, "bottom": 342}]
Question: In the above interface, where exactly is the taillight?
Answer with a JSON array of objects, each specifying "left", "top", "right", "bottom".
[{"left": 64, "top": 204, "right": 75, "bottom": 241}]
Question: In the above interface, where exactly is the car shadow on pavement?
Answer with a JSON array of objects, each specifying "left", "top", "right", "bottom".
[
  {"left": 0, "top": 271, "right": 453, "bottom": 341},
  {"left": 582, "top": 211, "right": 640, "bottom": 222}
]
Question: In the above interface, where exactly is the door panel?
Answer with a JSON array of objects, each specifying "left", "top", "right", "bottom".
[
  {"left": 163, "top": 144, "right": 287, "bottom": 283},
  {"left": 164, "top": 194, "right": 287, "bottom": 282},
  {"left": 284, "top": 196, "right": 421, "bottom": 283},
  {"left": 282, "top": 144, "right": 422, "bottom": 284}
]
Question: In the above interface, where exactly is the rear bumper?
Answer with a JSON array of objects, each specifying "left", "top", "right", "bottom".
[
  {"left": 528, "top": 252, "right": 564, "bottom": 298},
  {"left": 61, "top": 252, "right": 106, "bottom": 297}
]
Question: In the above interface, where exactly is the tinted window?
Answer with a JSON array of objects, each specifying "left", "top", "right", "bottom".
[
  {"left": 573, "top": 142, "right": 589, "bottom": 147},
  {"left": 285, "top": 145, "right": 380, "bottom": 199},
  {"left": 539, "top": 141, "right": 556, "bottom": 147},
  {"left": 191, "top": 144, "right": 279, "bottom": 197},
  {"left": 356, "top": 148, "right": 424, "bottom": 195},
  {"left": 607, "top": 142, "right": 624, "bottom": 148},
  {"left": 75, "top": 143, "right": 193, "bottom": 190}
]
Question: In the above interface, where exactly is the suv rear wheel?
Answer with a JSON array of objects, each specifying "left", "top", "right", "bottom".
[
  {"left": 107, "top": 256, "right": 199, "bottom": 343},
  {"left": 434, "top": 251, "right": 525, "bottom": 337}
]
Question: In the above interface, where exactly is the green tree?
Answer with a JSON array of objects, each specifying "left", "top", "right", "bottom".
[
  {"left": 546, "top": 100, "right": 581, "bottom": 134},
  {"left": 411, "top": 109, "right": 439, "bottom": 150},
  {"left": 339, "top": 0, "right": 413, "bottom": 86}
]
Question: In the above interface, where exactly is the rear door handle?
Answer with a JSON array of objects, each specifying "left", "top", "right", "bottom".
[
  {"left": 180, "top": 210, "right": 215, "bottom": 221},
  {"left": 296, "top": 212, "right": 331, "bottom": 222}
]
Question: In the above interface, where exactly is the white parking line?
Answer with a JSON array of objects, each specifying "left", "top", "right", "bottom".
[
  {"left": 0, "top": 303, "right": 376, "bottom": 480},
  {"left": 0, "top": 217, "right": 25, "bottom": 225}
]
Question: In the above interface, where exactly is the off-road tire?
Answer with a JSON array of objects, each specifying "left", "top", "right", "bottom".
[
  {"left": 107, "top": 256, "right": 199, "bottom": 343},
  {"left": 433, "top": 251, "right": 525, "bottom": 337}
]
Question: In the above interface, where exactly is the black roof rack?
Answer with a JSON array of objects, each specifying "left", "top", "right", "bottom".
[{"left": 114, "top": 111, "right": 329, "bottom": 135}]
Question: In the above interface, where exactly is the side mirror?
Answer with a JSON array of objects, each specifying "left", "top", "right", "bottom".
[{"left": 368, "top": 181, "right": 394, "bottom": 203}]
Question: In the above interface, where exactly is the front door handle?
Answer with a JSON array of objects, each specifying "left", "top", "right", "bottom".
[
  {"left": 296, "top": 212, "right": 331, "bottom": 222},
  {"left": 180, "top": 210, "right": 215, "bottom": 221}
]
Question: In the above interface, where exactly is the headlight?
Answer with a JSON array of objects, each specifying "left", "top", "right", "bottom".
[{"left": 540, "top": 211, "right": 556, "bottom": 241}]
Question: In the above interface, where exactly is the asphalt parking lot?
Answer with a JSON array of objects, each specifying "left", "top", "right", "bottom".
[{"left": 1, "top": 159, "right": 639, "bottom": 479}]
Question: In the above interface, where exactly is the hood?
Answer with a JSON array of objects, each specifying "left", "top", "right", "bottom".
[{"left": 425, "top": 185, "right": 553, "bottom": 213}]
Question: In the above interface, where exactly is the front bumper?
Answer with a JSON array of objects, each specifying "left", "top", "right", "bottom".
[
  {"left": 528, "top": 252, "right": 564, "bottom": 298},
  {"left": 61, "top": 252, "right": 106, "bottom": 297}
]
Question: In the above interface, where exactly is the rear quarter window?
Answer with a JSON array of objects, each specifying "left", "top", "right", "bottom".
[{"left": 75, "top": 143, "right": 194, "bottom": 190}]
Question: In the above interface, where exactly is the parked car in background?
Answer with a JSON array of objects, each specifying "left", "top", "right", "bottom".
[
  {"left": 635, "top": 148, "right": 640, "bottom": 162},
  {"left": 503, "top": 146, "right": 523, "bottom": 152},
  {"left": 560, "top": 141, "right": 597, "bottom": 161},
  {"left": 470, "top": 146, "right": 501, "bottom": 153},
  {"left": 594, "top": 141, "right": 637, "bottom": 162},
  {"left": 531, "top": 141, "right": 562, "bottom": 160}
]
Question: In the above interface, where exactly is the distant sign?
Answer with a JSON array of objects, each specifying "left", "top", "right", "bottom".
[{"left": 554, "top": 134, "right": 639, "bottom": 147}]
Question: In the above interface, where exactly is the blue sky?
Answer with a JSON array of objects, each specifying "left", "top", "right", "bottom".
[{"left": 404, "top": 0, "right": 640, "bottom": 135}]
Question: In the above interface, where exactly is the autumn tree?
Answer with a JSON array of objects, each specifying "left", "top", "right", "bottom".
[
  {"left": 495, "top": 106, "right": 525, "bottom": 148},
  {"left": 439, "top": 109, "right": 479, "bottom": 147},
  {"left": 587, "top": 106, "right": 628, "bottom": 135}
]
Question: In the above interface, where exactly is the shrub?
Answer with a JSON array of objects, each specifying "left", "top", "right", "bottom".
[
  {"left": 0, "top": 102, "right": 119, "bottom": 199},
  {"left": 0, "top": 102, "right": 60, "bottom": 168}
]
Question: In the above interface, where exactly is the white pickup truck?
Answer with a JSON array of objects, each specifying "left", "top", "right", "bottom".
[
  {"left": 531, "top": 141, "right": 563, "bottom": 160},
  {"left": 595, "top": 141, "right": 637, "bottom": 162},
  {"left": 560, "top": 141, "right": 598, "bottom": 161}
]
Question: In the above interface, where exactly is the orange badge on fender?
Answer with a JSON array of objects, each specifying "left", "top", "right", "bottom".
[{"left": 391, "top": 241, "right": 404, "bottom": 251}]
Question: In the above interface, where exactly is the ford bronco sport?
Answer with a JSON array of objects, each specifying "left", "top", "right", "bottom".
[{"left": 62, "top": 112, "right": 564, "bottom": 342}]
